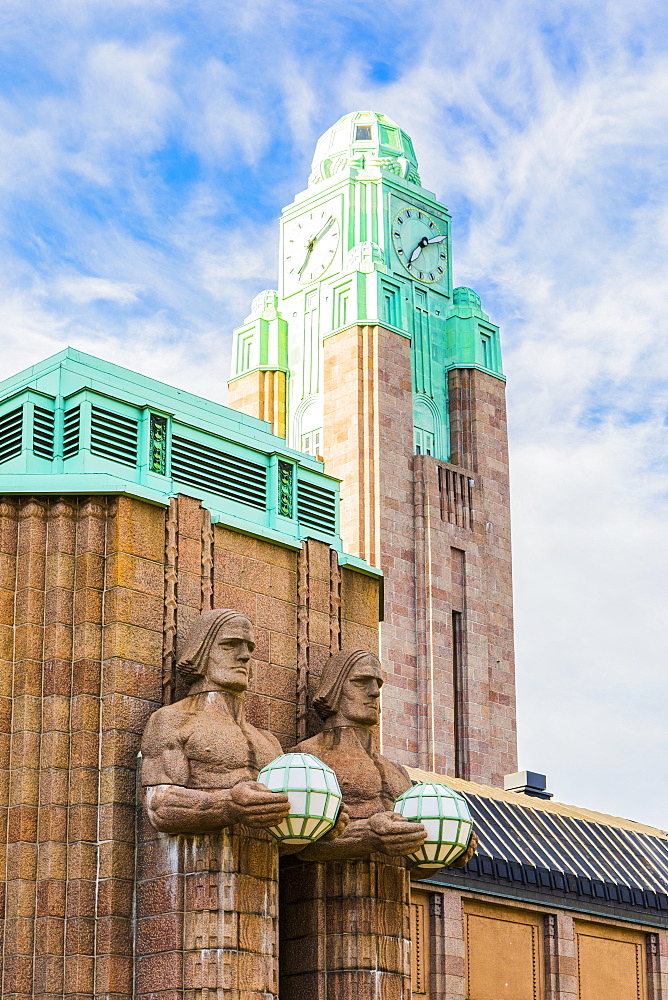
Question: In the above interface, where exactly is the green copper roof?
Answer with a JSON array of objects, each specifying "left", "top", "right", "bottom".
[
  {"left": 0, "top": 348, "right": 378, "bottom": 576},
  {"left": 309, "top": 111, "right": 421, "bottom": 186}
]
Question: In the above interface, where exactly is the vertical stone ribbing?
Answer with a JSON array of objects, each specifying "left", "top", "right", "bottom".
[
  {"left": 4, "top": 499, "right": 47, "bottom": 1000},
  {"left": 280, "top": 855, "right": 411, "bottom": 1000},
  {"left": 99, "top": 496, "right": 164, "bottom": 999},
  {"left": 65, "top": 499, "right": 106, "bottom": 999},
  {"left": 329, "top": 548, "right": 341, "bottom": 655},
  {"left": 414, "top": 459, "right": 436, "bottom": 772},
  {"left": 182, "top": 830, "right": 279, "bottom": 1000},
  {"left": 296, "top": 543, "right": 309, "bottom": 742},
  {"left": 544, "top": 912, "right": 577, "bottom": 1000},
  {"left": 647, "top": 932, "right": 668, "bottom": 1000},
  {"left": 227, "top": 369, "right": 287, "bottom": 439},
  {"left": 34, "top": 500, "right": 76, "bottom": 997},
  {"left": 200, "top": 508, "right": 214, "bottom": 614},
  {"left": 173, "top": 495, "right": 206, "bottom": 704},
  {"left": 442, "top": 891, "right": 466, "bottom": 1000},
  {"left": 426, "top": 890, "right": 447, "bottom": 1000},
  {"left": 162, "top": 498, "right": 178, "bottom": 706},
  {"left": 0, "top": 500, "right": 18, "bottom": 991}
]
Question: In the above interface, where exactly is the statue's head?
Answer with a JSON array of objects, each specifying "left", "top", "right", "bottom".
[
  {"left": 177, "top": 609, "right": 255, "bottom": 694},
  {"left": 314, "top": 649, "right": 383, "bottom": 729}
]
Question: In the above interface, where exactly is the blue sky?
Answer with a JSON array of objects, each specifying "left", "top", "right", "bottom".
[{"left": 1, "top": 0, "right": 668, "bottom": 825}]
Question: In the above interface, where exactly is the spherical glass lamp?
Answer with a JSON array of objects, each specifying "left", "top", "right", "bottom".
[
  {"left": 257, "top": 752, "right": 342, "bottom": 845},
  {"left": 394, "top": 782, "right": 473, "bottom": 870}
]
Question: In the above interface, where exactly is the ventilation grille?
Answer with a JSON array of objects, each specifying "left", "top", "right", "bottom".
[
  {"left": 90, "top": 406, "right": 138, "bottom": 467},
  {"left": 171, "top": 435, "right": 267, "bottom": 510},
  {"left": 63, "top": 406, "right": 80, "bottom": 460},
  {"left": 33, "top": 406, "right": 55, "bottom": 460},
  {"left": 297, "top": 479, "right": 337, "bottom": 535},
  {"left": 0, "top": 407, "right": 22, "bottom": 465}
]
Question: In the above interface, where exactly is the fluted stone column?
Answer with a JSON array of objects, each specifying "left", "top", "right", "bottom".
[{"left": 280, "top": 855, "right": 411, "bottom": 1000}]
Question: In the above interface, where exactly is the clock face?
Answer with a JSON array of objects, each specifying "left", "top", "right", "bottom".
[
  {"left": 284, "top": 208, "right": 341, "bottom": 286},
  {"left": 392, "top": 208, "right": 448, "bottom": 283}
]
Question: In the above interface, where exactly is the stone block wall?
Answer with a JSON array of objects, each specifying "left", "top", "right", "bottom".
[
  {"left": 0, "top": 491, "right": 380, "bottom": 999},
  {"left": 319, "top": 325, "right": 516, "bottom": 783},
  {"left": 0, "top": 495, "right": 164, "bottom": 1000},
  {"left": 226, "top": 370, "right": 286, "bottom": 438},
  {"left": 322, "top": 324, "right": 419, "bottom": 763}
]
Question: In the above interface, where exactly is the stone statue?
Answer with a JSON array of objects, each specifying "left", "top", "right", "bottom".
[
  {"left": 292, "top": 649, "right": 477, "bottom": 864},
  {"left": 141, "top": 609, "right": 293, "bottom": 835}
]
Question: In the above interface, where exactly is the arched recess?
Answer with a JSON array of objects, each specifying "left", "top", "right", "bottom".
[
  {"left": 292, "top": 395, "right": 323, "bottom": 457},
  {"left": 413, "top": 395, "right": 446, "bottom": 460}
]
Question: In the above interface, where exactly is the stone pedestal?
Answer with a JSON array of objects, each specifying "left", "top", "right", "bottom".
[
  {"left": 136, "top": 821, "right": 278, "bottom": 1000},
  {"left": 280, "top": 854, "right": 411, "bottom": 1000}
]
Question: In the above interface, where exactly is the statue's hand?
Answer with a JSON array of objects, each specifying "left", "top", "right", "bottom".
[
  {"left": 449, "top": 830, "right": 478, "bottom": 868},
  {"left": 228, "top": 781, "right": 291, "bottom": 829},
  {"left": 368, "top": 811, "right": 427, "bottom": 856},
  {"left": 319, "top": 801, "right": 350, "bottom": 841}
]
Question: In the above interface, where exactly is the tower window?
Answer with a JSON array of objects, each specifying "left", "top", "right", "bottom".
[
  {"left": 481, "top": 333, "right": 492, "bottom": 369},
  {"left": 301, "top": 429, "right": 322, "bottom": 458},
  {"left": 382, "top": 282, "right": 401, "bottom": 328},
  {"left": 414, "top": 428, "right": 434, "bottom": 456},
  {"left": 239, "top": 337, "right": 253, "bottom": 372},
  {"left": 355, "top": 125, "right": 372, "bottom": 140},
  {"left": 452, "top": 608, "right": 465, "bottom": 779}
]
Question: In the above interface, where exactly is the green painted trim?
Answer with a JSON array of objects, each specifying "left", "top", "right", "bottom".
[
  {"left": 338, "top": 551, "right": 383, "bottom": 579},
  {"left": 227, "top": 366, "right": 290, "bottom": 385},
  {"left": 322, "top": 321, "right": 411, "bottom": 341},
  {"left": 0, "top": 474, "right": 170, "bottom": 506},
  {"left": 209, "top": 513, "right": 302, "bottom": 550},
  {"left": 446, "top": 363, "right": 507, "bottom": 383}
]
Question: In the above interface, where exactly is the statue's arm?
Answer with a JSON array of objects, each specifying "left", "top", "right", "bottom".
[
  {"left": 140, "top": 709, "right": 290, "bottom": 835},
  {"left": 296, "top": 811, "right": 427, "bottom": 861},
  {"left": 143, "top": 782, "right": 246, "bottom": 834}
]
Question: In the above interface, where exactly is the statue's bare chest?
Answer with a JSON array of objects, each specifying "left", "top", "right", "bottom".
[{"left": 180, "top": 701, "right": 277, "bottom": 785}]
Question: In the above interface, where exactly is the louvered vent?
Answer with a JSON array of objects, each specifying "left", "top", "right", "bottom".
[
  {"left": 63, "top": 406, "right": 80, "bottom": 460},
  {"left": 171, "top": 435, "right": 267, "bottom": 510},
  {"left": 0, "top": 407, "right": 22, "bottom": 464},
  {"left": 33, "top": 406, "right": 55, "bottom": 460},
  {"left": 297, "top": 480, "right": 337, "bottom": 535},
  {"left": 90, "top": 406, "right": 138, "bottom": 467}
]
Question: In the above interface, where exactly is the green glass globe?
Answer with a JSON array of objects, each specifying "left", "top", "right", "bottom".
[
  {"left": 257, "top": 752, "right": 342, "bottom": 845},
  {"left": 394, "top": 782, "right": 473, "bottom": 870}
]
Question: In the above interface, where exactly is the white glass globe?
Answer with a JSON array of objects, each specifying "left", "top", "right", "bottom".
[
  {"left": 394, "top": 782, "right": 473, "bottom": 870},
  {"left": 257, "top": 752, "right": 342, "bottom": 845}
]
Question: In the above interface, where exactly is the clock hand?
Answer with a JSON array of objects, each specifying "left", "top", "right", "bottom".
[
  {"left": 297, "top": 245, "right": 313, "bottom": 276},
  {"left": 312, "top": 215, "right": 335, "bottom": 244},
  {"left": 409, "top": 237, "right": 429, "bottom": 263},
  {"left": 426, "top": 234, "right": 446, "bottom": 245},
  {"left": 298, "top": 216, "right": 336, "bottom": 276}
]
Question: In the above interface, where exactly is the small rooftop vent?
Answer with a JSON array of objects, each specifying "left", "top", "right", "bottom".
[{"left": 503, "top": 770, "right": 553, "bottom": 801}]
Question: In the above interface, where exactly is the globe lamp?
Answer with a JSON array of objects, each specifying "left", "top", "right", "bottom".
[
  {"left": 394, "top": 782, "right": 473, "bottom": 870},
  {"left": 257, "top": 752, "right": 342, "bottom": 845}
]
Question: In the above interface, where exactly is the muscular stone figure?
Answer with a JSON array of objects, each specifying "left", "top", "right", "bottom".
[
  {"left": 141, "top": 609, "right": 292, "bottom": 835},
  {"left": 292, "top": 648, "right": 477, "bottom": 865}
]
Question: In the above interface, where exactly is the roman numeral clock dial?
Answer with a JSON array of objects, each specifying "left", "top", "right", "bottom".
[
  {"left": 392, "top": 209, "right": 448, "bottom": 283},
  {"left": 284, "top": 208, "right": 340, "bottom": 288}
]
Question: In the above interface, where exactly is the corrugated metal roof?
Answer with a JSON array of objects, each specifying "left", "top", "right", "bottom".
[{"left": 407, "top": 767, "right": 668, "bottom": 919}]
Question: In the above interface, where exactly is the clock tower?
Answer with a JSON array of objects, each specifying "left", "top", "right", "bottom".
[{"left": 228, "top": 112, "right": 516, "bottom": 786}]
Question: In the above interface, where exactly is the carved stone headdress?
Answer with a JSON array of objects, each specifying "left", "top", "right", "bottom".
[
  {"left": 313, "top": 649, "right": 381, "bottom": 720},
  {"left": 177, "top": 609, "right": 254, "bottom": 682}
]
